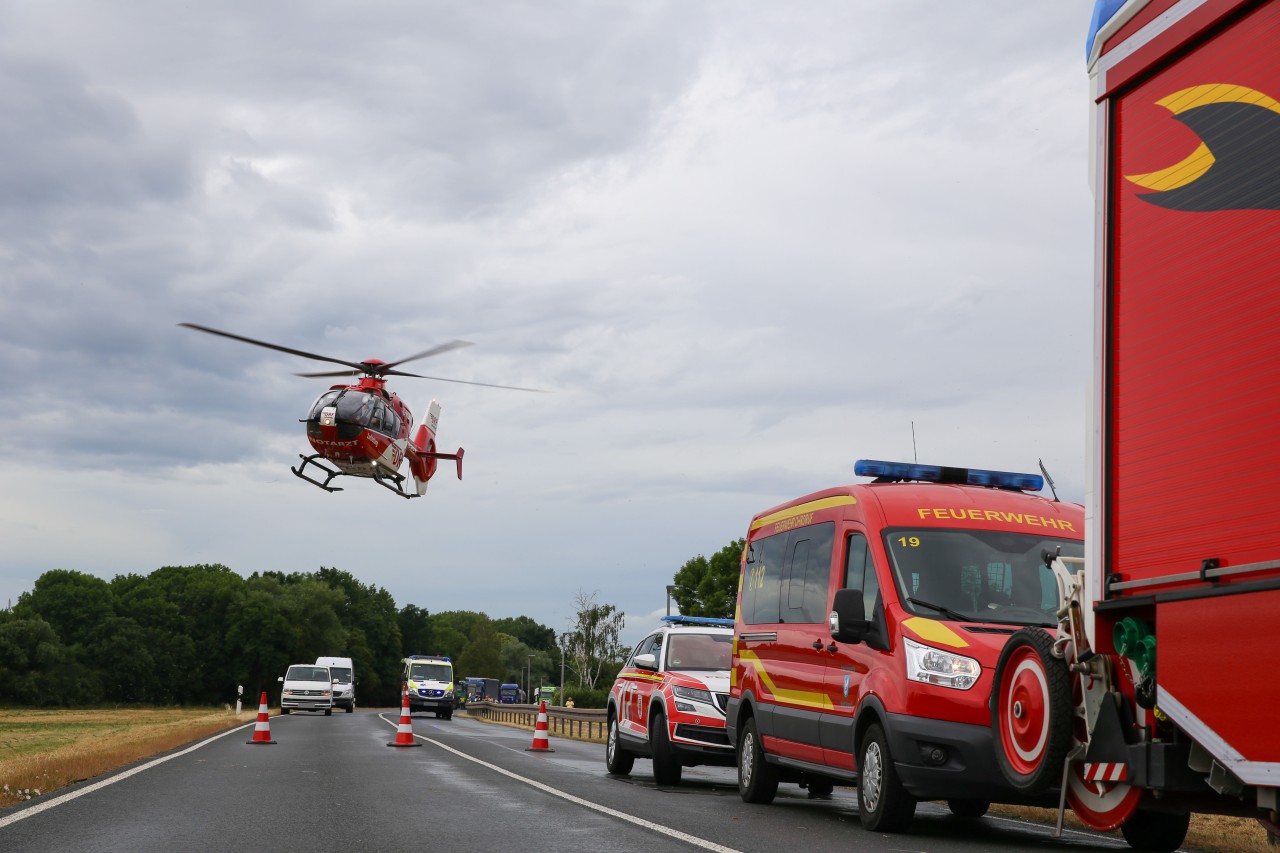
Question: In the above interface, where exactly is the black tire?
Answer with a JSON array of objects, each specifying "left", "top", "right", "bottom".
[
  {"left": 345, "top": 704, "right": 353, "bottom": 713},
  {"left": 1120, "top": 809, "right": 1190, "bottom": 852},
  {"left": 737, "top": 716, "right": 779, "bottom": 804},
  {"left": 857, "top": 723, "right": 916, "bottom": 832},
  {"left": 324, "top": 708, "right": 332, "bottom": 716},
  {"left": 650, "top": 709, "right": 682, "bottom": 786},
  {"left": 948, "top": 798, "right": 990, "bottom": 818},
  {"left": 806, "top": 778, "right": 835, "bottom": 799},
  {"left": 991, "top": 627, "right": 1074, "bottom": 793},
  {"left": 605, "top": 713, "right": 635, "bottom": 776},
  {"left": 280, "top": 707, "right": 290, "bottom": 715},
  {"left": 443, "top": 710, "right": 452, "bottom": 721}
]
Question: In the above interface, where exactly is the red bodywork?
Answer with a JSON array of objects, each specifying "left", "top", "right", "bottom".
[{"left": 1091, "top": 0, "right": 1280, "bottom": 788}]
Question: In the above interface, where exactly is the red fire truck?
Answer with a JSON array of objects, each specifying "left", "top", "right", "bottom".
[{"left": 990, "top": 2, "right": 1280, "bottom": 849}]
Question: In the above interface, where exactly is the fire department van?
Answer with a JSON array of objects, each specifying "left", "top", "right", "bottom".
[{"left": 728, "top": 459, "right": 1084, "bottom": 831}]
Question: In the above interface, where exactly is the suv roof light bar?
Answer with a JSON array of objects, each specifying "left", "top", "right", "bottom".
[
  {"left": 854, "top": 459, "right": 1043, "bottom": 492},
  {"left": 661, "top": 615, "right": 735, "bottom": 627}
]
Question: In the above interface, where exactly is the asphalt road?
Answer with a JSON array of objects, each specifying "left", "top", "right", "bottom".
[{"left": 0, "top": 710, "right": 1137, "bottom": 853}]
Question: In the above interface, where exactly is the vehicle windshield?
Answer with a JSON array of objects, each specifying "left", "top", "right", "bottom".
[
  {"left": 665, "top": 633, "right": 732, "bottom": 671},
  {"left": 882, "top": 528, "right": 1083, "bottom": 626},
  {"left": 328, "top": 667, "right": 352, "bottom": 681},
  {"left": 409, "top": 663, "right": 451, "bottom": 681},
  {"left": 287, "top": 666, "right": 330, "bottom": 681}
]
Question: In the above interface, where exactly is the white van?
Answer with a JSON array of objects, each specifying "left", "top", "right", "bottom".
[
  {"left": 316, "top": 656, "right": 356, "bottom": 712},
  {"left": 278, "top": 664, "right": 336, "bottom": 715}
]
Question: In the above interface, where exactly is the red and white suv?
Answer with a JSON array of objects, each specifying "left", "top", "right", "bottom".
[{"left": 605, "top": 616, "right": 736, "bottom": 785}]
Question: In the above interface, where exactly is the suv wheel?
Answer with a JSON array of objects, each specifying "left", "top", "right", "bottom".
[
  {"left": 650, "top": 709, "right": 682, "bottom": 785},
  {"left": 324, "top": 708, "right": 332, "bottom": 716},
  {"left": 857, "top": 723, "right": 915, "bottom": 832},
  {"left": 605, "top": 713, "right": 635, "bottom": 776},
  {"left": 737, "top": 717, "right": 779, "bottom": 804}
]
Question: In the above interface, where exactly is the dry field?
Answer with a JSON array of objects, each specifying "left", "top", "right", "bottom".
[
  {"left": 989, "top": 804, "right": 1274, "bottom": 853},
  {"left": 0, "top": 707, "right": 254, "bottom": 808},
  {"left": 0, "top": 707, "right": 1273, "bottom": 853}
]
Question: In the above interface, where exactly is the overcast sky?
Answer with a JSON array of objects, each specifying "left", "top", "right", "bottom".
[{"left": 0, "top": 1, "right": 1098, "bottom": 646}]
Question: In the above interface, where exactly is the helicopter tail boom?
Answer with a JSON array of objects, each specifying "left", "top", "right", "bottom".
[{"left": 408, "top": 400, "right": 464, "bottom": 493}]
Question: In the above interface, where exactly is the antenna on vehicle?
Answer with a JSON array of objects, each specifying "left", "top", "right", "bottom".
[
  {"left": 911, "top": 421, "right": 918, "bottom": 463},
  {"left": 1038, "top": 458, "right": 1060, "bottom": 501}
]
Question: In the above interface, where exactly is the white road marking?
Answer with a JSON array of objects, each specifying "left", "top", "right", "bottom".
[
  {"left": 381, "top": 713, "right": 744, "bottom": 853},
  {"left": 0, "top": 722, "right": 254, "bottom": 829}
]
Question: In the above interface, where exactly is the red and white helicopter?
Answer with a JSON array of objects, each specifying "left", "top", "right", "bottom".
[{"left": 180, "top": 323, "right": 540, "bottom": 499}]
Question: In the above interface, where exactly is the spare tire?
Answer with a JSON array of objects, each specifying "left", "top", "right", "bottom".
[{"left": 991, "top": 627, "right": 1073, "bottom": 793}]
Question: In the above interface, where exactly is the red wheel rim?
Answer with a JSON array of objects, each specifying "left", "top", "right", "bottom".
[
  {"left": 998, "top": 646, "right": 1051, "bottom": 776},
  {"left": 1066, "top": 763, "right": 1142, "bottom": 831}
]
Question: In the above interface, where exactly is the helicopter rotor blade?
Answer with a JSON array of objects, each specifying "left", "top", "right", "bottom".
[
  {"left": 179, "top": 323, "right": 366, "bottom": 373},
  {"left": 294, "top": 370, "right": 362, "bottom": 379},
  {"left": 380, "top": 340, "right": 474, "bottom": 372},
  {"left": 384, "top": 371, "right": 546, "bottom": 392}
]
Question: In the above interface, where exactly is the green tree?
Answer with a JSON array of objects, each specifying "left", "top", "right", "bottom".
[
  {"left": 15, "top": 569, "right": 115, "bottom": 649},
  {"left": 456, "top": 616, "right": 502, "bottom": 679},
  {"left": 671, "top": 538, "right": 745, "bottom": 619},
  {"left": 430, "top": 611, "right": 486, "bottom": 661},
  {"left": 561, "top": 590, "right": 627, "bottom": 689},
  {"left": 492, "top": 615, "right": 557, "bottom": 653},
  {"left": 398, "top": 604, "right": 433, "bottom": 656},
  {"left": 0, "top": 612, "right": 79, "bottom": 705}
]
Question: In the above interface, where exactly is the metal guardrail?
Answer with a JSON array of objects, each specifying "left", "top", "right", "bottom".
[{"left": 463, "top": 701, "right": 607, "bottom": 741}]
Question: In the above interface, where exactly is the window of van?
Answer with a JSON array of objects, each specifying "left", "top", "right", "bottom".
[
  {"left": 843, "top": 532, "right": 882, "bottom": 624},
  {"left": 744, "top": 522, "right": 834, "bottom": 625},
  {"left": 883, "top": 528, "right": 1083, "bottom": 626}
]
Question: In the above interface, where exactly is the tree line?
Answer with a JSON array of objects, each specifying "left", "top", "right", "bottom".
[
  {"left": 0, "top": 537, "right": 745, "bottom": 709},
  {"left": 0, "top": 565, "right": 573, "bottom": 708}
]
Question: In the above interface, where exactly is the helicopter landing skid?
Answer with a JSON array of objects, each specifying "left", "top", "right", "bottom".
[
  {"left": 291, "top": 455, "right": 346, "bottom": 493},
  {"left": 371, "top": 466, "right": 418, "bottom": 500}
]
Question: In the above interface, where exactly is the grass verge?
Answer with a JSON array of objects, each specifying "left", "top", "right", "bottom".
[
  {"left": 990, "top": 804, "right": 1272, "bottom": 853},
  {"left": 0, "top": 707, "right": 255, "bottom": 808}
]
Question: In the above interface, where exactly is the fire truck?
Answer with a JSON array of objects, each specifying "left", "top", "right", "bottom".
[{"left": 990, "top": 2, "right": 1280, "bottom": 849}]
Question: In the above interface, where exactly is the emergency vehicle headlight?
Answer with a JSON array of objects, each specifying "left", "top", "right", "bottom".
[
  {"left": 672, "top": 685, "right": 712, "bottom": 704},
  {"left": 903, "top": 637, "right": 980, "bottom": 690},
  {"left": 855, "top": 459, "right": 1042, "bottom": 491}
]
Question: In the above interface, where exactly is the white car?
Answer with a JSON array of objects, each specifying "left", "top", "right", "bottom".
[{"left": 279, "top": 664, "right": 335, "bottom": 715}]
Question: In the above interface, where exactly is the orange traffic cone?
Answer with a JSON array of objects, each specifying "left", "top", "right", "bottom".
[
  {"left": 246, "top": 691, "right": 277, "bottom": 744},
  {"left": 387, "top": 690, "right": 422, "bottom": 748},
  {"left": 526, "top": 700, "right": 555, "bottom": 752}
]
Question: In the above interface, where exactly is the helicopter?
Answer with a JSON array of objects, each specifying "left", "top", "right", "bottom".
[{"left": 179, "top": 323, "right": 540, "bottom": 499}]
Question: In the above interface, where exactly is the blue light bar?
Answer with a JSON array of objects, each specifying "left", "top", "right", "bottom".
[
  {"left": 661, "top": 615, "right": 734, "bottom": 627},
  {"left": 854, "top": 459, "right": 1043, "bottom": 492}
]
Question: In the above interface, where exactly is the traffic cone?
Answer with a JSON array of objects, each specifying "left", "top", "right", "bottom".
[
  {"left": 246, "top": 691, "right": 276, "bottom": 744},
  {"left": 387, "top": 690, "right": 422, "bottom": 748},
  {"left": 525, "top": 700, "right": 554, "bottom": 752}
]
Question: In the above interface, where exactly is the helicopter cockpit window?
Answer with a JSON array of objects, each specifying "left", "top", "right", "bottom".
[{"left": 307, "top": 390, "right": 341, "bottom": 421}]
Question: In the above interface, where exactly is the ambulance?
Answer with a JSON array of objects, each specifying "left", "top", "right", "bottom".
[
  {"left": 728, "top": 460, "right": 1083, "bottom": 829},
  {"left": 402, "top": 655, "right": 455, "bottom": 719}
]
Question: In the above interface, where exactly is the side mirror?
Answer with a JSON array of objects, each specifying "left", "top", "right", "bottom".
[
  {"left": 634, "top": 653, "right": 658, "bottom": 671},
  {"left": 829, "top": 588, "right": 872, "bottom": 644},
  {"left": 277, "top": 676, "right": 284, "bottom": 682}
]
